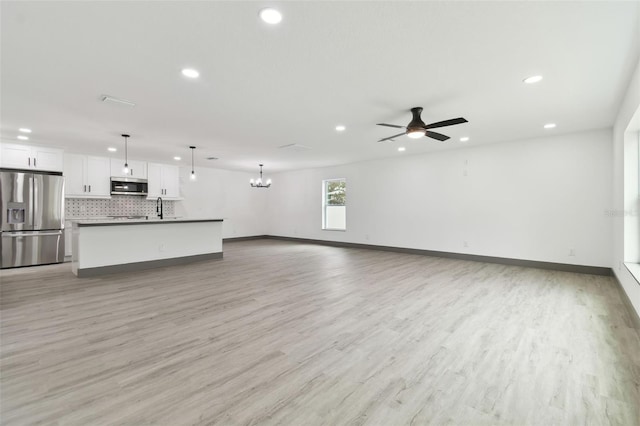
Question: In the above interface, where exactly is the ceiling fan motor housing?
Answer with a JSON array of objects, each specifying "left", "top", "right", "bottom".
[{"left": 407, "top": 107, "right": 426, "bottom": 133}]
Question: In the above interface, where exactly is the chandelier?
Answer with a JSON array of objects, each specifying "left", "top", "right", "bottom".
[{"left": 250, "top": 164, "right": 271, "bottom": 188}]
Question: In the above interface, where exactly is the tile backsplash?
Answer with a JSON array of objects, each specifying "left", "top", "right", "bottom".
[{"left": 66, "top": 196, "right": 176, "bottom": 218}]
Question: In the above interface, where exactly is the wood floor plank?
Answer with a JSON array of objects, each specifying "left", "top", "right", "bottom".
[{"left": 1, "top": 239, "right": 639, "bottom": 425}]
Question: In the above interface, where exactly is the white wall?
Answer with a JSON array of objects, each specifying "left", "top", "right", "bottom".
[
  {"left": 613, "top": 57, "right": 640, "bottom": 317},
  {"left": 176, "top": 167, "right": 268, "bottom": 238},
  {"left": 266, "top": 128, "right": 613, "bottom": 268}
]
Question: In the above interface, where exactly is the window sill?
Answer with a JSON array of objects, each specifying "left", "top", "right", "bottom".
[{"left": 624, "top": 263, "right": 640, "bottom": 285}]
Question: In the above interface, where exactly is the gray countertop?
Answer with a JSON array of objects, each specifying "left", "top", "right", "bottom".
[{"left": 74, "top": 218, "right": 223, "bottom": 227}]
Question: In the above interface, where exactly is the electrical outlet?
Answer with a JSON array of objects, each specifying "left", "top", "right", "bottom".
[
  {"left": 365, "top": 234, "right": 370, "bottom": 241},
  {"left": 569, "top": 248, "right": 575, "bottom": 256},
  {"left": 158, "top": 243, "right": 165, "bottom": 252},
  {"left": 463, "top": 241, "right": 468, "bottom": 248}
]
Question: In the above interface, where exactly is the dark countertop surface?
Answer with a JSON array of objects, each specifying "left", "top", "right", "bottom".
[{"left": 74, "top": 218, "right": 223, "bottom": 227}]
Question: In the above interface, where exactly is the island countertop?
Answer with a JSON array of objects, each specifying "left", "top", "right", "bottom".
[{"left": 74, "top": 218, "right": 223, "bottom": 227}]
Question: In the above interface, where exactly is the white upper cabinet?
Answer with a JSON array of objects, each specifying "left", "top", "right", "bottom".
[
  {"left": 63, "top": 154, "right": 111, "bottom": 198},
  {"left": 1, "top": 143, "right": 64, "bottom": 172},
  {"left": 147, "top": 163, "right": 180, "bottom": 199},
  {"left": 110, "top": 159, "right": 147, "bottom": 179}
]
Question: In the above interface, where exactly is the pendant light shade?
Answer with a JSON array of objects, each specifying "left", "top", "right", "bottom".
[
  {"left": 250, "top": 164, "right": 271, "bottom": 188},
  {"left": 121, "top": 134, "right": 130, "bottom": 174},
  {"left": 189, "top": 146, "right": 197, "bottom": 181}
]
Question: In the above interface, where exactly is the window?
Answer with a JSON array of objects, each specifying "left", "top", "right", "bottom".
[{"left": 322, "top": 179, "right": 346, "bottom": 230}]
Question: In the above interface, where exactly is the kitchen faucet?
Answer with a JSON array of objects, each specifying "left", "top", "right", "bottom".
[{"left": 156, "top": 197, "right": 163, "bottom": 219}]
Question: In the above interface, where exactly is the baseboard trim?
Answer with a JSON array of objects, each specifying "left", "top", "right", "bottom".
[
  {"left": 263, "top": 235, "right": 612, "bottom": 276},
  {"left": 223, "top": 235, "right": 269, "bottom": 242},
  {"left": 76, "top": 252, "right": 223, "bottom": 278},
  {"left": 613, "top": 274, "right": 640, "bottom": 332}
]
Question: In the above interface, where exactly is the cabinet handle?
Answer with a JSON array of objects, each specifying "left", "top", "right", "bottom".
[
  {"left": 88, "top": 185, "right": 91, "bottom": 192},
  {"left": 84, "top": 185, "right": 87, "bottom": 192},
  {"left": 34, "top": 158, "right": 37, "bottom": 167},
  {"left": 28, "top": 158, "right": 31, "bottom": 166},
  {"left": 131, "top": 168, "right": 133, "bottom": 176}
]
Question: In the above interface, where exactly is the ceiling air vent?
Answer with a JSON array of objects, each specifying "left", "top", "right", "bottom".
[
  {"left": 101, "top": 95, "right": 136, "bottom": 107},
  {"left": 278, "top": 143, "right": 311, "bottom": 151}
]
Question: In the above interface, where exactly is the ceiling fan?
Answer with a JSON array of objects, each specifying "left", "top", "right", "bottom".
[{"left": 377, "top": 107, "right": 468, "bottom": 142}]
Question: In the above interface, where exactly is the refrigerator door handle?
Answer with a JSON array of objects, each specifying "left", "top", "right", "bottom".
[
  {"left": 4, "top": 231, "right": 63, "bottom": 237},
  {"left": 30, "top": 176, "right": 35, "bottom": 227}
]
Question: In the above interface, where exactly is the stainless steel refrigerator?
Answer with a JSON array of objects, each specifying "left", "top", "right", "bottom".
[{"left": 1, "top": 169, "right": 65, "bottom": 268}]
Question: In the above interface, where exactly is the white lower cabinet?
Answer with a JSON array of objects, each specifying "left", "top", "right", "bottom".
[
  {"left": 147, "top": 163, "right": 180, "bottom": 199},
  {"left": 63, "top": 154, "right": 111, "bottom": 198}
]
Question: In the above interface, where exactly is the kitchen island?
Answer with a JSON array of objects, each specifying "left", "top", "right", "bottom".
[{"left": 71, "top": 218, "right": 223, "bottom": 277}]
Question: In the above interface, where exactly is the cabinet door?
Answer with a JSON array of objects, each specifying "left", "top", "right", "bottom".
[
  {"left": 0, "top": 143, "right": 32, "bottom": 169},
  {"left": 32, "top": 147, "right": 64, "bottom": 172},
  {"left": 85, "top": 156, "right": 111, "bottom": 197},
  {"left": 128, "top": 160, "right": 147, "bottom": 179},
  {"left": 110, "top": 158, "right": 128, "bottom": 178},
  {"left": 162, "top": 165, "right": 180, "bottom": 198},
  {"left": 110, "top": 158, "right": 147, "bottom": 179},
  {"left": 146, "top": 163, "right": 163, "bottom": 198},
  {"left": 63, "top": 154, "right": 87, "bottom": 196}
]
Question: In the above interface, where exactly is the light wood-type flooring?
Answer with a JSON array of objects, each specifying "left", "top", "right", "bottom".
[{"left": 1, "top": 239, "right": 639, "bottom": 425}]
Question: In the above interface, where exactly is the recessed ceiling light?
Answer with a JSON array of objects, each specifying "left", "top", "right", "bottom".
[
  {"left": 523, "top": 75, "right": 543, "bottom": 84},
  {"left": 398, "top": 147, "right": 406, "bottom": 152},
  {"left": 19, "top": 128, "right": 32, "bottom": 133},
  {"left": 335, "top": 125, "right": 346, "bottom": 132},
  {"left": 108, "top": 147, "right": 117, "bottom": 152},
  {"left": 181, "top": 68, "right": 200, "bottom": 78},
  {"left": 544, "top": 123, "right": 556, "bottom": 129},
  {"left": 17, "top": 135, "right": 29, "bottom": 140},
  {"left": 260, "top": 8, "right": 282, "bottom": 24},
  {"left": 173, "top": 156, "right": 181, "bottom": 161},
  {"left": 460, "top": 137, "right": 470, "bottom": 142}
]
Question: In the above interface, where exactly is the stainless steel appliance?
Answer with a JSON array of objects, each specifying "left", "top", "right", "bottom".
[
  {"left": 1, "top": 169, "right": 65, "bottom": 268},
  {"left": 110, "top": 177, "right": 148, "bottom": 196}
]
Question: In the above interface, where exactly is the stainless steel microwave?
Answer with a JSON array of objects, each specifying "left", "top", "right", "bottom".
[{"left": 110, "top": 177, "right": 148, "bottom": 196}]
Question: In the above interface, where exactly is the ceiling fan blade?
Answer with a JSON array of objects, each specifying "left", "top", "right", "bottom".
[
  {"left": 377, "top": 123, "right": 405, "bottom": 129},
  {"left": 425, "top": 131, "right": 450, "bottom": 141},
  {"left": 423, "top": 117, "right": 468, "bottom": 130},
  {"left": 378, "top": 132, "right": 406, "bottom": 142}
]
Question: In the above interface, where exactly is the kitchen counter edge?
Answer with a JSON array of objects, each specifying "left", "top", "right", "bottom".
[{"left": 75, "top": 218, "right": 223, "bottom": 227}]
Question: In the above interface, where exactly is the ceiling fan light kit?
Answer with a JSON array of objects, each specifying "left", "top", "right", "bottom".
[{"left": 377, "top": 106, "right": 468, "bottom": 143}]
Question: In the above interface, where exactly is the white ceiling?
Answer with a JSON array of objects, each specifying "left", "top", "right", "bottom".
[{"left": 1, "top": 1, "right": 639, "bottom": 173}]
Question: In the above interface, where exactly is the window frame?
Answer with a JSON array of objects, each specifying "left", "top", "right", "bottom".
[{"left": 322, "top": 178, "right": 347, "bottom": 231}]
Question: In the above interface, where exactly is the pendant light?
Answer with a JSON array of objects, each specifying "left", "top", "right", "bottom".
[
  {"left": 189, "top": 146, "right": 197, "bottom": 181},
  {"left": 121, "top": 134, "right": 130, "bottom": 174},
  {"left": 250, "top": 164, "right": 271, "bottom": 188}
]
